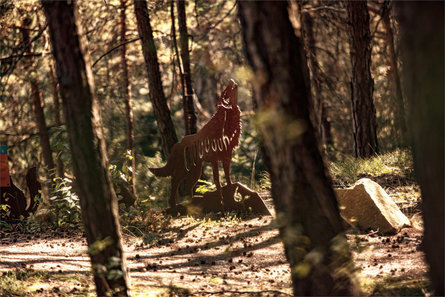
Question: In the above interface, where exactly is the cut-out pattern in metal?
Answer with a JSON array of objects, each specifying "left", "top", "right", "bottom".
[{"left": 150, "top": 80, "right": 269, "bottom": 215}]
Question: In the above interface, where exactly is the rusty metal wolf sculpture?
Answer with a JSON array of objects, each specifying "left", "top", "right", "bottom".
[{"left": 150, "top": 80, "right": 242, "bottom": 213}]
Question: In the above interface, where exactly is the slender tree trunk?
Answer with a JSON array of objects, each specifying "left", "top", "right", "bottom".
[
  {"left": 41, "top": 2, "right": 130, "bottom": 295},
  {"left": 170, "top": 0, "right": 185, "bottom": 114},
  {"left": 176, "top": 0, "right": 198, "bottom": 135},
  {"left": 120, "top": 0, "right": 137, "bottom": 198},
  {"left": 396, "top": 2, "right": 444, "bottom": 295},
  {"left": 133, "top": 0, "right": 178, "bottom": 158},
  {"left": 238, "top": 2, "right": 359, "bottom": 295},
  {"left": 382, "top": 3, "right": 407, "bottom": 148},
  {"left": 347, "top": 1, "right": 378, "bottom": 158},
  {"left": 20, "top": 19, "right": 56, "bottom": 180},
  {"left": 300, "top": 8, "right": 333, "bottom": 148},
  {"left": 49, "top": 63, "right": 65, "bottom": 178}
]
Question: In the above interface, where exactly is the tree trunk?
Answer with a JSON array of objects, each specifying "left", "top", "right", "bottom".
[
  {"left": 346, "top": 1, "right": 378, "bottom": 158},
  {"left": 300, "top": 8, "right": 333, "bottom": 148},
  {"left": 133, "top": 0, "right": 178, "bottom": 158},
  {"left": 176, "top": 0, "right": 198, "bottom": 135},
  {"left": 41, "top": 2, "right": 130, "bottom": 296},
  {"left": 20, "top": 19, "right": 56, "bottom": 180},
  {"left": 382, "top": 3, "right": 407, "bottom": 148},
  {"left": 49, "top": 63, "right": 65, "bottom": 178},
  {"left": 238, "top": 2, "right": 359, "bottom": 295},
  {"left": 396, "top": 2, "right": 444, "bottom": 295},
  {"left": 120, "top": 0, "right": 137, "bottom": 198}
]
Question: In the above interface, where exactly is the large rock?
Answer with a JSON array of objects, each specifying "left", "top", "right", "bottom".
[{"left": 335, "top": 178, "right": 411, "bottom": 234}]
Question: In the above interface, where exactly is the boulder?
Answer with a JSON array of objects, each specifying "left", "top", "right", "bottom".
[{"left": 335, "top": 178, "right": 411, "bottom": 234}]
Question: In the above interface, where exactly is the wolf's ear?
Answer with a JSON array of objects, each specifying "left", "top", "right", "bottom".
[{"left": 231, "top": 82, "right": 238, "bottom": 106}]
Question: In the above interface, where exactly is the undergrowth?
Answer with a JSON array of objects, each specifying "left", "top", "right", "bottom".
[
  {"left": 329, "top": 149, "right": 413, "bottom": 185},
  {"left": 360, "top": 274, "right": 431, "bottom": 296}
]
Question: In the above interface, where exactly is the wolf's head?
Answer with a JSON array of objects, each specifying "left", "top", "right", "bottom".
[{"left": 217, "top": 79, "right": 238, "bottom": 109}]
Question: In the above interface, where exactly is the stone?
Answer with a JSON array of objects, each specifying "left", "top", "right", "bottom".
[
  {"left": 186, "top": 182, "right": 271, "bottom": 216},
  {"left": 335, "top": 178, "right": 411, "bottom": 234}
]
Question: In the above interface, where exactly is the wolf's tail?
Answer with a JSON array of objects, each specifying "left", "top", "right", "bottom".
[{"left": 149, "top": 158, "right": 173, "bottom": 177}]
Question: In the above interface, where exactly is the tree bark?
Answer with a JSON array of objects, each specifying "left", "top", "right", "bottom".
[
  {"left": 41, "top": 2, "right": 130, "bottom": 296},
  {"left": 396, "top": 2, "right": 444, "bottom": 295},
  {"left": 238, "top": 2, "right": 359, "bottom": 295},
  {"left": 133, "top": 0, "right": 178, "bottom": 158},
  {"left": 20, "top": 19, "right": 56, "bottom": 180},
  {"left": 346, "top": 1, "right": 379, "bottom": 158},
  {"left": 120, "top": 0, "right": 137, "bottom": 198},
  {"left": 382, "top": 3, "right": 407, "bottom": 148},
  {"left": 300, "top": 8, "right": 333, "bottom": 148},
  {"left": 176, "top": 0, "right": 198, "bottom": 135},
  {"left": 49, "top": 63, "right": 65, "bottom": 178}
]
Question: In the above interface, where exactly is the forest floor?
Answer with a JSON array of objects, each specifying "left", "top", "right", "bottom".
[{"left": 0, "top": 173, "right": 431, "bottom": 296}]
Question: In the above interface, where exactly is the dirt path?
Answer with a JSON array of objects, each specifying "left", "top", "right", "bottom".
[
  {"left": 0, "top": 216, "right": 292, "bottom": 296},
  {"left": 0, "top": 212, "right": 429, "bottom": 297}
]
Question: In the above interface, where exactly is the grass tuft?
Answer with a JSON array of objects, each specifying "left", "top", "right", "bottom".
[{"left": 329, "top": 149, "right": 413, "bottom": 185}]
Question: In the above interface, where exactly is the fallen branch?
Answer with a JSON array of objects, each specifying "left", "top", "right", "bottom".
[{"left": 196, "top": 290, "right": 292, "bottom": 296}]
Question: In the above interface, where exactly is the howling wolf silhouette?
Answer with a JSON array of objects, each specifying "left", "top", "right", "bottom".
[{"left": 150, "top": 79, "right": 241, "bottom": 212}]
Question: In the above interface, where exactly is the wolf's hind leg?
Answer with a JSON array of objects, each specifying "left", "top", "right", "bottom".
[{"left": 169, "top": 174, "right": 182, "bottom": 210}]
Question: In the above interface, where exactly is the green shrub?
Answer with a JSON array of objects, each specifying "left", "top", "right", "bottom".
[{"left": 44, "top": 176, "right": 81, "bottom": 229}]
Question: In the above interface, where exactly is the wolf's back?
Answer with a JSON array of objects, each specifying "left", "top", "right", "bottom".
[{"left": 149, "top": 163, "right": 172, "bottom": 177}]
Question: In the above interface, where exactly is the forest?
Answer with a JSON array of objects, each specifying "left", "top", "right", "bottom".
[{"left": 0, "top": 0, "right": 443, "bottom": 296}]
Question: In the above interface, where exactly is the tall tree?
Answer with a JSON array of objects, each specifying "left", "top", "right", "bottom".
[
  {"left": 40, "top": 1, "right": 130, "bottom": 296},
  {"left": 49, "top": 60, "right": 65, "bottom": 178},
  {"left": 20, "top": 18, "right": 56, "bottom": 180},
  {"left": 299, "top": 5, "right": 333, "bottom": 148},
  {"left": 347, "top": 1, "right": 378, "bottom": 158},
  {"left": 238, "top": 2, "right": 359, "bottom": 295},
  {"left": 133, "top": 0, "right": 178, "bottom": 158},
  {"left": 382, "top": 1, "right": 407, "bottom": 147},
  {"left": 176, "top": 0, "right": 198, "bottom": 135},
  {"left": 396, "top": 2, "right": 444, "bottom": 295},
  {"left": 120, "top": 0, "right": 136, "bottom": 197}
]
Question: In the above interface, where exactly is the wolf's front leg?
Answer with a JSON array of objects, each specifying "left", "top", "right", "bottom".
[{"left": 211, "top": 161, "right": 223, "bottom": 204}]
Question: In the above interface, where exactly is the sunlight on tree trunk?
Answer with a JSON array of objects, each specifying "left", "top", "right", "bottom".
[
  {"left": 238, "top": 2, "right": 359, "bottom": 295},
  {"left": 41, "top": 1, "right": 130, "bottom": 295}
]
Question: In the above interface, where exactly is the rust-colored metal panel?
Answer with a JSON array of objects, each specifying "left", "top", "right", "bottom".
[{"left": 150, "top": 80, "right": 269, "bottom": 215}]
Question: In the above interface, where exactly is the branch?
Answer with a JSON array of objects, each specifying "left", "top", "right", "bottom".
[
  {"left": 196, "top": 0, "right": 237, "bottom": 42},
  {"left": 302, "top": 6, "right": 346, "bottom": 13},
  {"left": 0, "top": 52, "right": 46, "bottom": 61},
  {"left": 92, "top": 37, "right": 141, "bottom": 68},
  {"left": 370, "top": 0, "right": 389, "bottom": 40},
  {"left": 0, "top": 23, "right": 48, "bottom": 98},
  {"left": 0, "top": 131, "right": 38, "bottom": 137}
]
